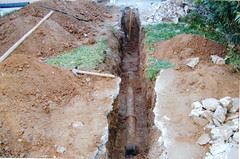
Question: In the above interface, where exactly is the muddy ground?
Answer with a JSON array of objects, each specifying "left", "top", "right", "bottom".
[{"left": 0, "top": 0, "right": 239, "bottom": 158}]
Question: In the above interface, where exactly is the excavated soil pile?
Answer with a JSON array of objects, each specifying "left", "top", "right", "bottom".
[
  {"left": 0, "top": 54, "right": 120, "bottom": 158},
  {"left": 152, "top": 34, "right": 226, "bottom": 64},
  {"left": 0, "top": 0, "right": 111, "bottom": 58}
]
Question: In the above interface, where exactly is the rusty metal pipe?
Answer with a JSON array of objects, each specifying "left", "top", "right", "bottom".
[{"left": 125, "top": 86, "right": 138, "bottom": 157}]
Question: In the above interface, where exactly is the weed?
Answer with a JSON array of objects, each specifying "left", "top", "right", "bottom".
[
  {"left": 147, "top": 56, "right": 174, "bottom": 81},
  {"left": 225, "top": 47, "right": 240, "bottom": 71}
]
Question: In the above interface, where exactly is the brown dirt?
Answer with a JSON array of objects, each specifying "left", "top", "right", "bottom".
[
  {"left": 0, "top": 54, "right": 120, "bottom": 158},
  {"left": 0, "top": 0, "right": 112, "bottom": 58},
  {"left": 151, "top": 34, "right": 226, "bottom": 68},
  {"left": 148, "top": 34, "right": 240, "bottom": 158}
]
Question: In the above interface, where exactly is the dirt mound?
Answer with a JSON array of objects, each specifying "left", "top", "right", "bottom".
[
  {"left": 0, "top": 54, "right": 80, "bottom": 104},
  {"left": 0, "top": 0, "right": 110, "bottom": 58},
  {"left": 0, "top": 54, "right": 120, "bottom": 158},
  {"left": 152, "top": 34, "right": 226, "bottom": 63}
]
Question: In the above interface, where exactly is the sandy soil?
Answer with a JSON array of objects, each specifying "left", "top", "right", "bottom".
[
  {"left": 148, "top": 34, "right": 239, "bottom": 159},
  {"left": 0, "top": 54, "right": 120, "bottom": 158}
]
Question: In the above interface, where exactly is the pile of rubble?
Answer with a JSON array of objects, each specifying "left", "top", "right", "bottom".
[
  {"left": 146, "top": 0, "right": 187, "bottom": 23},
  {"left": 189, "top": 97, "right": 239, "bottom": 159}
]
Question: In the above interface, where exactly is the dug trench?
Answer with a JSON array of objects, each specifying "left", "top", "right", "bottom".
[{"left": 107, "top": 8, "right": 155, "bottom": 158}]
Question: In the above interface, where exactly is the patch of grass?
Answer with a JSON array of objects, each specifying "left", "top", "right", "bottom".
[
  {"left": 225, "top": 47, "right": 240, "bottom": 71},
  {"left": 47, "top": 40, "right": 108, "bottom": 70},
  {"left": 144, "top": 22, "right": 226, "bottom": 50},
  {"left": 147, "top": 56, "right": 174, "bottom": 81}
]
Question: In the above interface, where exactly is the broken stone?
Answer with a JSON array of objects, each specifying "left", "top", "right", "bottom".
[
  {"left": 224, "top": 145, "right": 239, "bottom": 159},
  {"left": 211, "top": 127, "right": 222, "bottom": 141},
  {"left": 226, "top": 112, "right": 239, "bottom": 121},
  {"left": 71, "top": 121, "right": 84, "bottom": 128},
  {"left": 230, "top": 98, "right": 239, "bottom": 113},
  {"left": 202, "top": 98, "right": 221, "bottom": 111},
  {"left": 192, "top": 116, "right": 209, "bottom": 127},
  {"left": 86, "top": 78, "right": 91, "bottom": 82},
  {"left": 205, "top": 152, "right": 213, "bottom": 159},
  {"left": 220, "top": 96, "right": 232, "bottom": 110},
  {"left": 209, "top": 143, "right": 229, "bottom": 155},
  {"left": 56, "top": 145, "right": 66, "bottom": 154},
  {"left": 210, "top": 55, "right": 225, "bottom": 65},
  {"left": 200, "top": 110, "right": 213, "bottom": 123},
  {"left": 212, "top": 118, "right": 221, "bottom": 127},
  {"left": 189, "top": 108, "right": 204, "bottom": 117},
  {"left": 232, "top": 132, "right": 239, "bottom": 144},
  {"left": 211, "top": 126, "right": 234, "bottom": 141},
  {"left": 231, "top": 118, "right": 239, "bottom": 131},
  {"left": 186, "top": 57, "right": 199, "bottom": 69},
  {"left": 213, "top": 106, "right": 227, "bottom": 123},
  {"left": 191, "top": 101, "right": 203, "bottom": 109},
  {"left": 197, "top": 133, "right": 210, "bottom": 145}
]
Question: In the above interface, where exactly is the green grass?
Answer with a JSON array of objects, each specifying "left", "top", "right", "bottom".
[
  {"left": 47, "top": 40, "right": 108, "bottom": 70},
  {"left": 144, "top": 22, "right": 226, "bottom": 50},
  {"left": 147, "top": 56, "right": 174, "bottom": 81}
]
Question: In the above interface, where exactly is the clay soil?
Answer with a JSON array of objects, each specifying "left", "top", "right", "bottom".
[
  {"left": 0, "top": 53, "right": 120, "bottom": 158},
  {"left": 0, "top": 0, "right": 112, "bottom": 58},
  {"left": 0, "top": 0, "right": 121, "bottom": 158}
]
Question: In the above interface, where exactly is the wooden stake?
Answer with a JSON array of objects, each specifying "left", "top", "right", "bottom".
[
  {"left": 128, "top": 8, "right": 132, "bottom": 40},
  {"left": 72, "top": 69, "right": 116, "bottom": 78},
  {"left": 0, "top": 11, "right": 54, "bottom": 63}
]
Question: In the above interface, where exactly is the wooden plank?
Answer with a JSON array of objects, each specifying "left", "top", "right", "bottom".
[{"left": 0, "top": 10, "right": 54, "bottom": 63}]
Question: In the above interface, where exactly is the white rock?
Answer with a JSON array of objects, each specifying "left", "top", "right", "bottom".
[
  {"left": 200, "top": 110, "right": 213, "bottom": 122},
  {"left": 211, "top": 127, "right": 222, "bottom": 141},
  {"left": 71, "top": 121, "right": 84, "bottom": 128},
  {"left": 232, "top": 132, "right": 239, "bottom": 144},
  {"left": 224, "top": 145, "right": 239, "bottom": 159},
  {"left": 202, "top": 98, "right": 221, "bottom": 111},
  {"left": 224, "top": 120, "right": 237, "bottom": 131},
  {"left": 191, "top": 101, "right": 203, "bottom": 109},
  {"left": 220, "top": 96, "right": 232, "bottom": 110},
  {"left": 212, "top": 118, "right": 221, "bottom": 127},
  {"left": 205, "top": 153, "right": 213, "bottom": 159},
  {"left": 189, "top": 108, "right": 204, "bottom": 117},
  {"left": 56, "top": 145, "right": 66, "bottom": 154},
  {"left": 211, "top": 126, "right": 234, "bottom": 141},
  {"left": 221, "top": 126, "right": 234, "bottom": 141},
  {"left": 186, "top": 57, "right": 200, "bottom": 69},
  {"left": 197, "top": 133, "right": 211, "bottom": 145},
  {"left": 231, "top": 118, "right": 239, "bottom": 131},
  {"left": 211, "top": 55, "right": 225, "bottom": 65},
  {"left": 213, "top": 106, "right": 227, "bottom": 123},
  {"left": 210, "top": 143, "right": 229, "bottom": 155},
  {"left": 230, "top": 98, "right": 239, "bottom": 113}
]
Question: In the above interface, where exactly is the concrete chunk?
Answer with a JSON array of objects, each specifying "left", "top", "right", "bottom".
[
  {"left": 202, "top": 98, "right": 221, "bottom": 111},
  {"left": 220, "top": 96, "right": 232, "bottom": 110},
  {"left": 211, "top": 55, "right": 225, "bottom": 65},
  {"left": 186, "top": 57, "right": 199, "bottom": 69},
  {"left": 197, "top": 133, "right": 211, "bottom": 145},
  {"left": 230, "top": 98, "right": 239, "bottom": 113},
  {"left": 213, "top": 106, "right": 227, "bottom": 123}
]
